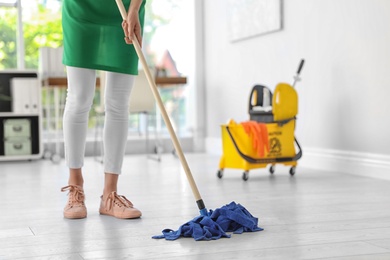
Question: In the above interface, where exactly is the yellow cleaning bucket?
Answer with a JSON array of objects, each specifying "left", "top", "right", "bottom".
[
  {"left": 219, "top": 118, "right": 298, "bottom": 174},
  {"left": 217, "top": 59, "right": 305, "bottom": 181}
]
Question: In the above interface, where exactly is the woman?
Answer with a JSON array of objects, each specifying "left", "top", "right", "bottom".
[{"left": 60, "top": 0, "right": 146, "bottom": 219}]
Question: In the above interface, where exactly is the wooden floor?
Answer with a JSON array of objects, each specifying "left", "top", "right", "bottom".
[{"left": 1, "top": 153, "right": 390, "bottom": 259}]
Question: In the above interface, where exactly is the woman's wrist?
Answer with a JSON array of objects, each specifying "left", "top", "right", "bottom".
[{"left": 128, "top": 0, "right": 143, "bottom": 14}]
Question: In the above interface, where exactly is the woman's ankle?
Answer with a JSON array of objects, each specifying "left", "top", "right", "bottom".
[
  {"left": 103, "top": 172, "right": 119, "bottom": 199},
  {"left": 69, "top": 168, "right": 84, "bottom": 187}
]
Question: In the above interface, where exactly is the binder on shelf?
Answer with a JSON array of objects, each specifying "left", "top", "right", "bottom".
[
  {"left": 11, "top": 78, "right": 40, "bottom": 115},
  {"left": 38, "top": 47, "right": 66, "bottom": 79}
]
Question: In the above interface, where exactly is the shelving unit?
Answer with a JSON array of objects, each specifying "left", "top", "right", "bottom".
[{"left": 0, "top": 71, "right": 43, "bottom": 161}]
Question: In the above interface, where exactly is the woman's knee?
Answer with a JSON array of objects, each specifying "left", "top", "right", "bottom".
[
  {"left": 104, "top": 72, "right": 134, "bottom": 119},
  {"left": 65, "top": 66, "right": 96, "bottom": 113},
  {"left": 65, "top": 90, "right": 95, "bottom": 114},
  {"left": 104, "top": 100, "right": 129, "bottom": 121}
]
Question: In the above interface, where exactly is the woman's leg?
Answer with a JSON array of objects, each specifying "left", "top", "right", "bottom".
[
  {"left": 63, "top": 66, "right": 96, "bottom": 185},
  {"left": 102, "top": 71, "right": 134, "bottom": 194},
  {"left": 61, "top": 66, "right": 96, "bottom": 219},
  {"left": 99, "top": 71, "right": 141, "bottom": 219}
]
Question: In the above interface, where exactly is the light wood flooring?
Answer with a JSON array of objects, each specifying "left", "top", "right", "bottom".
[{"left": 1, "top": 153, "right": 390, "bottom": 259}]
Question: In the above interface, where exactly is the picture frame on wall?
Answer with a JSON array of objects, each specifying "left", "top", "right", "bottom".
[{"left": 228, "top": 0, "right": 283, "bottom": 42}]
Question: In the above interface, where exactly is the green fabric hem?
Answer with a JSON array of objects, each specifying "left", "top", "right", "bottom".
[{"left": 63, "top": 60, "right": 139, "bottom": 75}]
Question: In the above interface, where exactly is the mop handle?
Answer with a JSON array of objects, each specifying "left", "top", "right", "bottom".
[
  {"left": 297, "top": 59, "right": 305, "bottom": 75},
  {"left": 292, "top": 59, "right": 305, "bottom": 87},
  {"left": 115, "top": 0, "right": 207, "bottom": 215}
]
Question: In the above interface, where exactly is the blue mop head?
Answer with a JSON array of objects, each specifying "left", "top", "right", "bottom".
[{"left": 152, "top": 201, "right": 263, "bottom": 241}]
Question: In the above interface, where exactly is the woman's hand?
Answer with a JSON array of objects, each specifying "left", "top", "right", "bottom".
[{"left": 122, "top": 1, "right": 143, "bottom": 46}]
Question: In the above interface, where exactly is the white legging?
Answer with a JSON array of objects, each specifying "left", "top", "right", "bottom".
[{"left": 63, "top": 66, "right": 134, "bottom": 174}]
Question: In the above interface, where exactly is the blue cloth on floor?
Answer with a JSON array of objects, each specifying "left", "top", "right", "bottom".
[{"left": 152, "top": 201, "right": 263, "bottom": 241}]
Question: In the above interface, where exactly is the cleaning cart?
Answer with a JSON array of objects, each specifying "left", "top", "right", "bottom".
[{"left": 217, "top": 60, "right": 304, "bottom": 181}]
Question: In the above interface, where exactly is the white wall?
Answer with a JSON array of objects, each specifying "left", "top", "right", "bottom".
[{"left": 203, "top": 0, "right": 390, "bottom": 179}]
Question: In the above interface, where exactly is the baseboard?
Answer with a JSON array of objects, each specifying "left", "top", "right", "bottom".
[
  {"left": 299, "top": 148, "right": 390, "bottom": 181},
  {"left": 206, "top": 137, "right": 390, "bottom": 181}
]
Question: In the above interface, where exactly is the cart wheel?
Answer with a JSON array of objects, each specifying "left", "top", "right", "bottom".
[
  {"left": 217, "top": 170, "right": 224, "bottom": 179},
  {"left": 269, "top": 165, "right": 275, "bottom": 174},
  {"left": 43, "top": 150, "right": 52, "bottom": 160},
  {"left": 154, "top": 145, "right": 164, "bottom": 154},
  {"left": 51, "top": 154, "right": 61, "bottom": 164},
  {"left": 289, "top": 167, "right": 296, "bottom": 176},
  {"left": 242, "top": 171, "right": 249, "bottom": 181}
]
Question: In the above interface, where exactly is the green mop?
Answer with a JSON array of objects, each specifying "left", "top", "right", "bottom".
[{"left": 115, "top": 0, "right": 263, "bottom": 240}]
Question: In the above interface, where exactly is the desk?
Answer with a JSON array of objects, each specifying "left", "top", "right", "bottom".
[
  {"left": 42, "top": 76, "right": 187, "bottom": 160},
  {"left": 155, "top": 76, "right": 187, "bottom": 86},
  {"left": 44, "top": 76, "right": 187, "bottom": 88}
]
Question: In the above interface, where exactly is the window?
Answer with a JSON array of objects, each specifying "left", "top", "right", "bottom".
[
  {"left": 0, "top": 1, "right": 18, "bottom": 69},
  {"left": 145, "top": 0, "right": 194, "bottom": 136},
  {"left": 0, "top": 0, "right": 62, "bottom": 69}
]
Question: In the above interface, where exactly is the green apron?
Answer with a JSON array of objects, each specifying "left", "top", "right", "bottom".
[{"left": 62, "top": 0, "right": 145, "bottom": 75}]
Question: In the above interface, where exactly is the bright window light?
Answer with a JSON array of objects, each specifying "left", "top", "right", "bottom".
[{"left": 0, "top": 0, "right": 17, "bottom": 6}]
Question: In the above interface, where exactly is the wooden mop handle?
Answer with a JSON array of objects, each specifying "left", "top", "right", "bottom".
[
  {"left": 115, "top": 0, "right": 127, "bottom": 20},
  {"left": 115, "top": 0, "right": 206, "bottom": 213}
]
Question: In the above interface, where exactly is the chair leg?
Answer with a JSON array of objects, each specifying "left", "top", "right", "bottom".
[
  {"left": 146, "top": 112, "right": 161, "bottom": 162},
  {"left": 145, "top": 112, "right": 149, "bottom": 154},
  {"left": 137, "top": 114, "right": 142, "bottom": 136},
  {"left": 94, "top": 112, "right": 104, "bottom": 164}
]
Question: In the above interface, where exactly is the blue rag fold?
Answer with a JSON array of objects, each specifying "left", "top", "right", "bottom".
[{"left": 152, "top": 201, "right": 263, "bottom": 241}]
